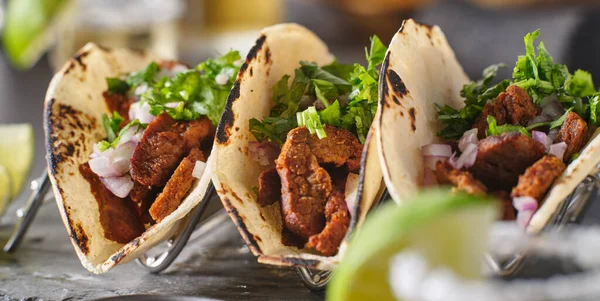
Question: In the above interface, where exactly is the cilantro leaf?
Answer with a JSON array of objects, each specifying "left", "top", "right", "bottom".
[
  {"left": 98, "top": 119, "right": 145, "bottom": 151},
  {"left": 590, "top": 94, "right": 600, "bottom": 126},
  {"left": 366, "top": 35, "right": 386, "bottom": 72},
  {"left": 127, "top": 62, "right": 160, "bottom": 88},
  {"left": 106, "top": 78, "right": 130, "bottom": 95},
  {"left": 486, "top": 115, "right": 530, "bottom": 137},
  {"left": 320, "top": 100, "right": 341, "bottom": 127},
  {"left": 101, "top": 111, "right": 124, "bottom": 142},
  {"left": 567, "top": 69, "right": 596, "bottom": 97}
]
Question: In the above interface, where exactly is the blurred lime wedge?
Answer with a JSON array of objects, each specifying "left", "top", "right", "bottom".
[
  {"left": 2, "top": 0, "right": 73, "bottom": 69},
  {"left": 0, "top": 124, "right": 34, "bottom": 201},
  {"left": 0, "top": 165, "right": 12, "bottom": 215},
  {"left": 327, "top": 190, "right": 498, "bottom": 301}
]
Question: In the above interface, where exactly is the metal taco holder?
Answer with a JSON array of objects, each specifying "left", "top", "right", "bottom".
[{"left": 5, "top": 162, "right": 597, "bottom": 289}]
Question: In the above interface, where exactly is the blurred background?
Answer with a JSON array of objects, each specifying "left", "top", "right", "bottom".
[{"left": 2, "top": 0, "right": 600, "bottom": 219}]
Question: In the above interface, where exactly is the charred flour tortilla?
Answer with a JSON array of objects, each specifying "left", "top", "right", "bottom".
[
  {"left": 376, "top": 19, "right": 600, "bottom": 233},
  {"left": 211, "top": 24, "right": 385, "bottom": 269},
  {"left": 45, "top": 43, "right": 214, "bottom": 273}
]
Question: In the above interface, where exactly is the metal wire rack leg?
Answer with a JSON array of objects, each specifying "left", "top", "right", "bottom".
[
  {"left": 136, "top": 183, "right": 217, "bottom": 274},
  {"left": 295, "top": 267, "right": 332, "bottom": 291},
  {"left": 4, "top": 172, "right": 51, "bottom": 252}
]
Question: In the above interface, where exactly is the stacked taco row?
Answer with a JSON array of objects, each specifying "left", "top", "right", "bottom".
[{"left": 45, "top": 21, "right": 597, "bottom": 274}]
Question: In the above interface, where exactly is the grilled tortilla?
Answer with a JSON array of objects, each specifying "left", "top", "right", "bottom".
[
  {"left": 376, "top": 19, "right": 600, "bottom": 233},
  {"left": 44, "top": 43, "right": 214, "bottom": 273},
  {"left": 211, "top": 23, "right": 385, "bottom": 270}
]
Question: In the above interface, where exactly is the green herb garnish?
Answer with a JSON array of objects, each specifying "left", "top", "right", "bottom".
[
  {"left": 101, "top": 111, "right": 124, "bottom": 143},
  {"left": 486, "top": 115, "right": 530, "bottom": 137}
]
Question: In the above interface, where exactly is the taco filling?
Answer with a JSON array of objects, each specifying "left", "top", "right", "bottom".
[
  {"left": 425, "top": 30, "right": 597, "bottom": 227},
  {"left": 81, "top": 52, "right": 241, "bottom": 243},
  {"left": 248, "top": 36, "right": 386, "bottom": 256}
]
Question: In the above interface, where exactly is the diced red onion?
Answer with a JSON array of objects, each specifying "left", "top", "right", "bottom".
[
  {"left": 513, "top": 196, "right": 538, "bottom": 212},
  {"left": 548, "top": 128, "right": 560, "bottom": 141},
  {"left": 529, "top": 114, "right": 552, "bottom": 125},
  {"left": 111, "top": 142, "right": 136, "bottom": 174},
  {"left": 422, "top": 168, "right": 438, "bottom": 186},
  {"left": 129, "top": 102, "right": 155, "bottom": 124},
  {"left": 423, "top": 156, "right": 446, "bottom": 170},
  {"left": 458, "top": 129, "right": 478, "bottom": 152},
  {"left": 215, "top": 74, "right": 229, "bottom": 85},
  {"left": 192, "top": 160, "right": 207, "bottom": 179},
  {"left": 165, "top": 102, "right": 182, "bottom": 109},
  {"left": 549, "top": 142, "right": 567, "bottom": 161},
  {"left": 89, "top": 156, "right": 121, "bottom": 178},
  {"left": 516, "top": 209, "right": 536, "bottom": 228},
  {"left": 134, "top": 83, "right": 149, "bottom": 96},
  {"left": 421, "top": 144, "right": 452, "bottom": 157},
  {"left": 248, "top": 141, "right": 281, "bottom": 166},
  {"left": 117, "top": 125, "right": 140, "bottom": 147},
  {"left": 100, "top": 175, "right": 134, "bottom": 198},
  {"left": 532, "top": 131, "right": 552, "bottom": 152},
  {"left": 345, "top": 173, "right": 360, "bottom": 217},
  {"left": 452, "top": 143, "right": 478, "bottom": 169},
  {"left": 541, "top": 98, "right": 564, "bottom": 118}
]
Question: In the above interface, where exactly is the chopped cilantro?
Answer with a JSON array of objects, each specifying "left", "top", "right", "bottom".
[
  {"left": 101, "top": 111, "right": 124, "bottom": 142},
  {"left": 127, "top": 61, "right": 160, "bottom": 88},
  {"left": 486, "top": 115, "right": 530, "bottom": 137},
  {"left": 438, "top": 30, "right": 597, "bottom": 140},
  {"left": 97, "top": 119, "right": 145, "bottom": 151},
  {"left": 106, "top": 78, "right": 130, "bottom": 95},
  {"left": 249, "top": 35, "right": 387, "bottom": 144},
  {"left": 139, "top": 51, "right": 241, "bottom": 125}
]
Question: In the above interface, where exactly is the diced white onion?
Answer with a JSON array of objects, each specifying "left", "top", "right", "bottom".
[
  {"left": 100, "top": 175, "right": 134, "bottom": 198},
  {"left": 89, "top": 156, "right": 121, "bottom": 178},
  {"left": 192, "top": 160, "right": 207, "bottom": 179},
  {"left": 548, "top": 128, "right": 560, "bottom": 141},
  {"left": 549, "top": 142, "right": 567, "bottom": 161},
  {"left": 248, "top": 141, "right": 280, "bottom": 166},
  {"left": 452, "top": 143, "right": 478, "bottom": 169},
  {"left": 421, "top": 144, "right": 452, "bottom": 157},
  {"left": 458, "top": 129, "right": 478, "bottom": 152},
  {"left": 516, "top": 209, "right": 536, "bottom": 229},
  {"left": 532, "top": 131, "right": 552, "bottom": 152},
  {"left": 529, "top": 114, "right": 552, "bottom": 125},
  {"left": 134, "top": 83, "right": 149, "bottom": 96},
  {"left": 171, "top": 64, "right": 189, "bottom": 74},
  {"left": 513, "top": 196, "right": 538, "bottom": 211},
  {"left": 344, "top": 173, "right": 360, "bottom": 217},
  {"left": 423, "top": 156, "right": 446, "bottom": 170},
  {"left": 215, "top": 74, "right": 229, "bottom": 85},
  {"left": 234, "top": 59, "right": 244, "bottom": 67},
  {"left": 111, "top": 142, "right": 136, "bottom": 174},
  {"left": 541, "top": 98, "right": 564, "bottom": 118},
  {"left": 92, "top": 143, "right": 114, "bottom": 159},
  {"left": 132, "top": 132, "right": 143, "bottom": 144},
  {"left": 117, "top": 125, "right": 140, "bottom": 147},
  {"left": 165, "top": 102, "right": 182, "bottom": 109},
  {"left": 129, "top": 101, "right": 155, "bottom": 124}
]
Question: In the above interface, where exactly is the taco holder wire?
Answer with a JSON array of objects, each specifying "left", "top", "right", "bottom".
[{"left": 4, "top": 167, "right": 599, "bottom": 290}]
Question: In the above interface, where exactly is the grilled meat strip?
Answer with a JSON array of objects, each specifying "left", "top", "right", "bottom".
[
  {"left": 79, "top": 163, "right": 145, "bottom": 243},
  {"left": 511, "top": 155, "right": 566, "bottom": 201},
  {"left": 470, "top": 132, "right": 545, "bottom": 190},
  {"left": 555, "top": 111, "right": 588, "bottom": 162},
  {"left": 435, "top": 160, "right": 487, "bottom": 196},
  {"left": 276, "top": 126, "right": 362, "bottom": 240},
  {"left": 149, "top": 148, "right": 205, "bottom": 222},
  {"left": 130, "top": 113, "right": 213, "bottom": 187},
  {"left": 473, "top": 85, "right": 540, "bottom": 139},
  {"left": 257, "top": 167, "right": 281, "bottom": 207}
]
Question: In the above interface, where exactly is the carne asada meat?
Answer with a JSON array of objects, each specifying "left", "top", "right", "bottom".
[
  {"left": 555, "top": 111, "right": 588, "bottom": 162},
  {"left": 129, "top": 182, "right": 158, "bottom": 225},
  {"left": 473, "top": 85, "right": 540, "bottom": 139},
  {"left": 257, "top": 167, "right": 281, "bottom": 207},
  {"left": 276, "top": 126, "right": 362, "bottom": 240},
  {"left": 130, "top": 113, "right": 213, "bottom": 187},
  {"left": 511, "top": 155, "right": 566, "bottom": 201},
  {"left": 494, "top": 191, "right": 516, "bottom": 220},
  {"left": 306, "top": 170, "right": 350, "bottom": 256},
  {"left": 435, "top": 160, "right": 487, "bottom": 196},
  {"left": 470, "top": 132, "right": 545, "bottom": 191},
  {"left": 79, "top": 163, "right": 145, "bottom": 243},
  {"left": 103, "top": 92, "right": 134, "bottom": 127},
  {"left": 149, "top": 148, "right": 205, "bottom": 222}
]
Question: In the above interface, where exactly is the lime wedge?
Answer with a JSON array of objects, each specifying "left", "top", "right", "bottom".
[
  {"left": 327, "top": 189, "right": 498, "bottom": 301},
  {"left": 2, "top": 0, "right": 72, "bottom": 69},
  {"left": 0, "top": 124, "right": 34, "bottom": 200},
  {"left": 0, "top": 165, "right": 12, "bottom": 215}
]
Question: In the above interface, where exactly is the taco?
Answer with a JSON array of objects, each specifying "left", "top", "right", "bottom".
[
  {"left": 211, "top": 23, "right": 386, "bottom": 269},
  {"left": 44, "top": 43, "right": 241, "bottom": 273},
  {"left": 377, "top": 19, "right": 600, "bottom": 233}
]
